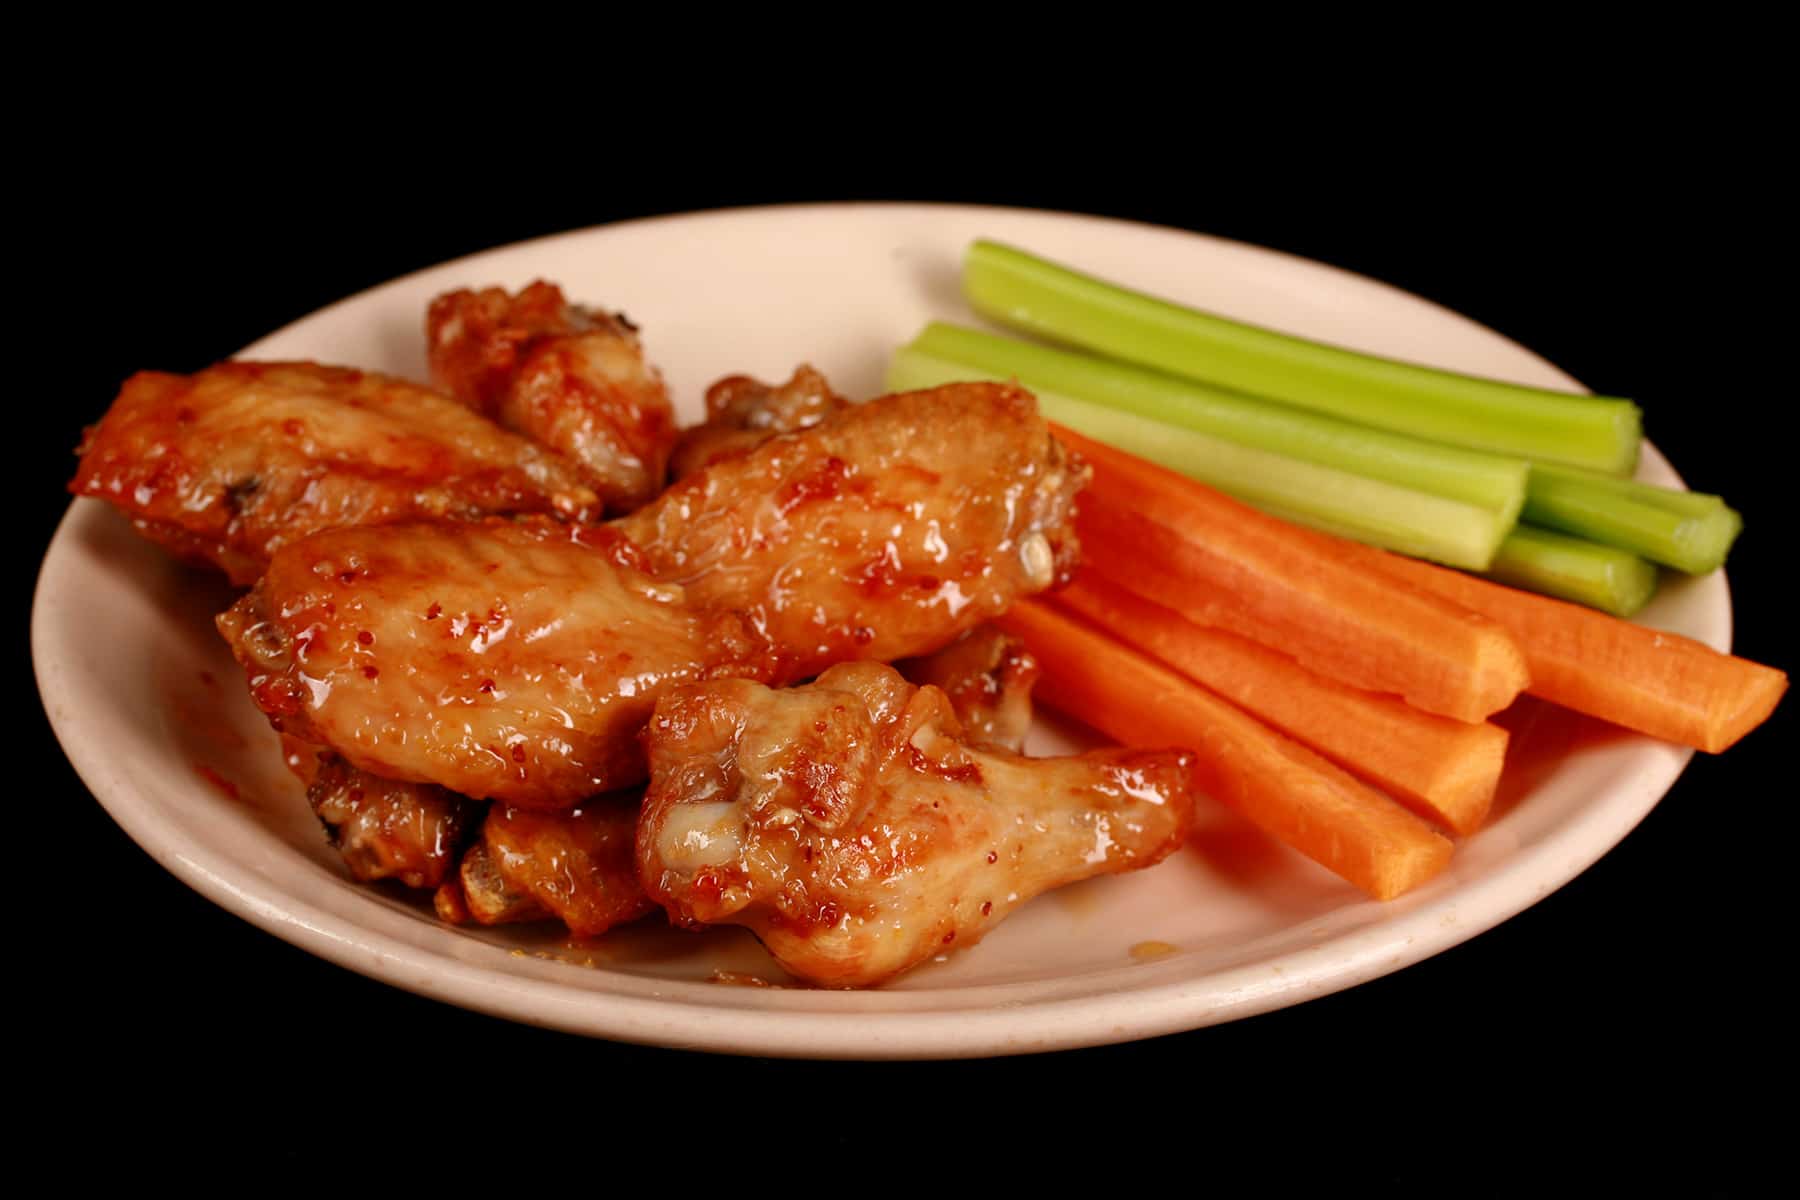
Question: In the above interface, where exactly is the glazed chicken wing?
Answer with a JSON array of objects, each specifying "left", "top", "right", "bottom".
[
  {"left": 70, "top": 361, "right": 600, "bottom": 585},
  {"left": 638, "top": 663, "right": 1197, "bottom": 988},
  {"left": 668, "top": 365, "right": 850, "bottom": 478},
  {"left": 221, "top": 383, "right": 1086, "bottom": 810},
  {"left": 896, "top": 624, "right": 1039, "bottom": 752},
  {"left": 617, "top": 381, "right": 1086, "bottom": 678},
  {"left": 218, "top": 519, "right": 774, "bottom": 808},
  {"left": 427, "top": 282, "right": 677, "bottom": 512},
  {"left": 436, "top": 795, "right": 652, "bottom": 936},
  {"left": 286, "top": 738, "right": 480, "bottom": 890}
]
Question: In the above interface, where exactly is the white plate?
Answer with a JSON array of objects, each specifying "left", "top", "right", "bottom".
[{"left": 32, "top": 203, "right": 1722, "bottom": 1058}]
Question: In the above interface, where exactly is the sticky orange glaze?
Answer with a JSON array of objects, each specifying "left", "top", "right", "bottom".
[{"left": 193, "top": 763, "right": 242, "bottom": 801}]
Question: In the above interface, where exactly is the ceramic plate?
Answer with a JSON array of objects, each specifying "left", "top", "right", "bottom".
[{"left": 32, "top": 203, "right": 1721, "bottom": 1058}]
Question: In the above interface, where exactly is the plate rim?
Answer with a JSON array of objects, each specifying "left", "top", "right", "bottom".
[{"left": 33, "top": 200, "right": 1716, "bottom": 1058}]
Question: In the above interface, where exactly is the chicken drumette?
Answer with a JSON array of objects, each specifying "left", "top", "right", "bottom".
[
  {"left": 427, "top": 281, "right": 677, "bottom": 512},
  {"left": 70, "top": 361, "right": 600, "bottom": 584},
  {"left": 638, "top": 662, "right": 1198, "bottom": 987}
]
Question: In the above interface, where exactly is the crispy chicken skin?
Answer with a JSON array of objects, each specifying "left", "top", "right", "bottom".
[
  {"left": 220, "top": 384, "right": 1087, "bottom": 810},
  {"left": 617, "top": 381, "right": 1087, "bottom": 679},
  {"left": 668, "top": 365, "right": 850, "bottom": 479},
  {"left": 70, "top": 361, "right": 600, "bottom": 585},
  {"left": 638, "top": 663, "right": 1197, "bottom": 988},
  {"left": 896, "top": 625, "right": 1040, "bottom": 752},
  {"left": 438, "top": 796, "right": 652, "bottom": 936},
  {"left": 427, "top": 282, "right": 677, "bottom": 513},
  {"left": 217, "top": 519, "right": 774, "bottom": 809}
]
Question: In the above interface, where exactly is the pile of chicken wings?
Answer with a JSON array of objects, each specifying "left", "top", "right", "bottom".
[{"left": 71, "top": 282, "right": 1200, "bottom": 987}]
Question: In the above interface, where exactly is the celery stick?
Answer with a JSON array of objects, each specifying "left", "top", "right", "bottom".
[
  {"left": 887, "top": 347, "right": 1511, "bottom": 570},
  {"left": 962, "top": 239, "right": 1643, "bottom": 475},
  {"left": 910, "top": 321, "right": 1529, "bottom": 527},
  {"left": 1484, "top": 525, "right": 1660, "bottom": 618},
  {"left": 1524, "top": 464, "right": 1743, "bottom": 574}
]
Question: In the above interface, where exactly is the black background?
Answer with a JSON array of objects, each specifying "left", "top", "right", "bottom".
[{"left": 21, "top": 83, "right": 1793, "bottom": 1176}]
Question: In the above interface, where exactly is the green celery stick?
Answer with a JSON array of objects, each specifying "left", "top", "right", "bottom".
[
  {"left": 910, "top": 320, "right": 1529, "bottom": 527},
  {"left": 1524, "top": 463, "right": 1742, "bottom": 574},
  {"left": 887, "top": 347, "right": 1511, "bottom": 570},
  {"left": 962, "top": 239, "right": 1643, "bottom": 475},
  {"left": 1483, "top": 525, "right": 1660, "bottom": 618}
]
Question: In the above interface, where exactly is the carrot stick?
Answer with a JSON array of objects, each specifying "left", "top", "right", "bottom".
[
  {"left": 999, "top": 601, "right": 1454, "bottom": 900},
  {"left": 1052, "top": 573, "right": 1507, "bottom": 835},
  {"left": 1055, "top": 424, "right": 1530, "bottom": 723},
  {"left": 1354, "top": 547, "right": 1788, "bottom": 753}
]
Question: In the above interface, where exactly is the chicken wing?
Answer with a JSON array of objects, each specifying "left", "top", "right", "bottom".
[
  {"left": 217, "top": 519, "right": 773, "bottom": 809},
  {"left": 616, "top": 380, "right": 1087, "bottom": 679},
  {"left": 896, "top": 624, "right": 1039, "bottom": 752},
  {"left": 668, "top": 365, "right": 849, "bottom": 478},
  {"left": 427, "top": 282, "right": 677, "bottom": 512},
  {"left": 437, "top": 795, "right": 652, "bottom": 936},
  {"left": 70, "top": 361, "right": 600, "bottom": 585},
  {"left": 220, "top": 383, "right": 1086, "bottom": 809},
  {"left": 288, "top": 739, "right": 480, "bottom": 890},
  {"left": 637, "top": 663, "right": 1197, "bottom": 988}
]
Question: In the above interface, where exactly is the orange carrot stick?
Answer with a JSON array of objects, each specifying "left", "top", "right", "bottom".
[
  {"left": 999, "top": 601, "right": 1453, "bottom": 900},
  {"left": 1055, "top": 424, "right": 1529, "bottom": 723},
  {"left": 1052, "top": 573, "right": 1507, "bottom": 835},
  {"left": 1353, "top": 546, "right": 1788, "bottom": 752}
]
